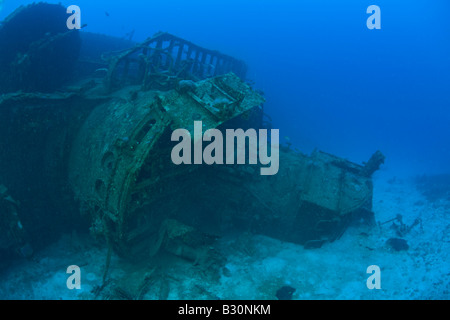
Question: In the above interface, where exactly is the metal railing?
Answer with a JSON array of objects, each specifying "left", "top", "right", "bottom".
[{"left": 106, "top": 32, "right": 247, "bottom": 91}]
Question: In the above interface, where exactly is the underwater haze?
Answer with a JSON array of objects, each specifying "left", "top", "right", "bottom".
[{"left": 2, "top": 0, "right": 449, "bottom": 176}]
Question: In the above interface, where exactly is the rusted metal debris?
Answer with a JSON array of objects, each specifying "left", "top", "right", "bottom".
[
  {"left": 105, "top": 32, "right": 247, "bottom": 92},
  {"left": 0, "top": 185, "right": 32, "bottom": 260},
  {"left": 0, "top": 3, "right": 81, "bottom": 93},
  {"left": 0, "top": 2, "right": 383, "bottom": 263}
]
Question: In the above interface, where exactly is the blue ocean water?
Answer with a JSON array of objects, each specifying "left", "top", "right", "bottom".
[{"left": 2, "top": 0, "right": 449, "bottom": 176}]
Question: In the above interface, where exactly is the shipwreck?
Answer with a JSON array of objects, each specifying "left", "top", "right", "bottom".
[{"left": 0, "top": 3, "right": 384, "bottom": 267}]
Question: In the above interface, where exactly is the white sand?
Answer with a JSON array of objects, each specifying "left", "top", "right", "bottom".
[{"left": 0, "top": 170, "right": 448, "bottom": 300}]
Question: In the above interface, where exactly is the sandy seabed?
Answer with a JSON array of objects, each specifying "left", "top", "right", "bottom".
[{"left": 1, "top": 170, "right": 448, "bottom": 300}]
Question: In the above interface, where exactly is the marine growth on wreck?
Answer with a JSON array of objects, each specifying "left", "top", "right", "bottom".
[{"left": 11, "top": 2, "right": 445, "bottom": 301}]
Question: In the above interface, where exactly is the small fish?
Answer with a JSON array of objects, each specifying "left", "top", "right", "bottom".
[{"left": 105, "top": 11, "right": 110, "bottom": 17}]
